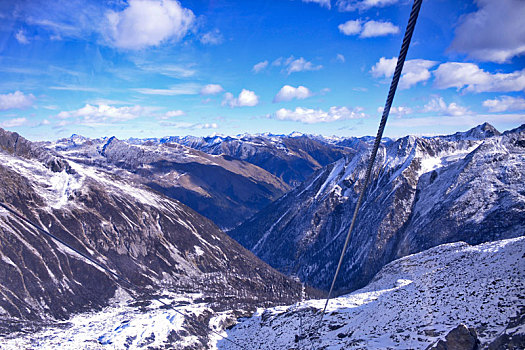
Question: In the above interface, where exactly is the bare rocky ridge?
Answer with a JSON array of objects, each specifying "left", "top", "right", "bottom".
[
  {"left": 151, "top": 133, "right": 355, "bottom": 187},
  {"left": 0, "top": 128, "right": 304, "bottom": 344},
  {"left": 48, "top": 135, "right": 291, "bottom": 229},
  {"left": 230, "top": 123, "right": 525, "bottom": 294}
]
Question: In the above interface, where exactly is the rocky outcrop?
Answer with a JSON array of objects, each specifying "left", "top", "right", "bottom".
[{"left": 427, "top": 325, "right": 480, "bottom": 350}]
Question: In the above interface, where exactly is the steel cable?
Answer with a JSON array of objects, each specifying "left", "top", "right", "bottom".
[{"left": 311, "top": 0, "right": 424, "bottom": 337}]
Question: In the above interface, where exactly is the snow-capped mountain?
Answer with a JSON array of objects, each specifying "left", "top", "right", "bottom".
[
  {"left": 0, "top": 128, "right": 304, "bottom": 347},
  {"left": 149, "top": 132, "right": 355, "bottom": 187},
  {"left": 230, "top": 123, "right": 525, "bottom": 294},
  {"left": 48, "top": 135, "right": 291, "bottom": 229},
  {"left": 218, "top": 236, "right": 525, "bottom": 349}
]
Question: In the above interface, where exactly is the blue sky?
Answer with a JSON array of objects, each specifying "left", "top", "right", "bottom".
[{"left": 0, "top": 0, "right": 524, "bottom": 140}]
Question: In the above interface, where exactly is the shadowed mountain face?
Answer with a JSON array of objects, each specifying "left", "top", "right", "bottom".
[
  {"left": 159, "top": 133, "right": 356, "bottom": 187},
  {"left": 0, "top": 128, "right": 303, "bottom": 335},
  {"left": 47, "top": 136, "right": 291, "bottom": 229},
  {"left": 230, "top": 123, "right": 525, "bottom": 294}
]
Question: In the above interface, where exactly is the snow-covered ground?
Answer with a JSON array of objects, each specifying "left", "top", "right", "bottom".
[
  {"left": 0, "top": 291, "right": 218, "bottom": 350},
  {"left": 2, "top": 237, "right": 521, "bottom": 349},
  {"left": 219, "top": 236, "right": 525, "bottom": 349}
]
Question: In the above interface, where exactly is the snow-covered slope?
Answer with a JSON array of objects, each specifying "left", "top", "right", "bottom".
[
  {"left": 218, "top": 236, "right": 525, "bottom": 349},
  {"left": 150, "top": 133, "right": 355, "bottom": 187},
  {"left": 0, "top": 128, "right": 304, "bottom": 347},
  {"left": 48, "top": 135, "right": 290, "bottom": 229},
  {"left": 230, "top": 123, "right": 525, "bottom": 293}
]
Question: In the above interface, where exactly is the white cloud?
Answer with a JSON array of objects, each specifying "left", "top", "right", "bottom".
[
  {"left": 274, "top": 106, "right": 365, "bottom": 123},
  {"left": 371, "top": 57, "right": 438, "bottom": 89},
  {"left": 200, "top": 84, "right": 224, "bottom": 95},
  {"left": 336, "top": 0, "right": 399, "bottom": 11},
  {"left": 338, "top": 20, "right": 362, "bottom": 35},
  {"left": 1, "top": 117, "right": 29, "bottom": 128},
  {"left": 336, "top": 54, "right": 345, "bottom": 63},
  {"left": 433, "top": 63, "right": 525, "bottom": 93},
  {"left": 134, "top": 83, "right": 201, "bottom": 95},
  {"left": 105, "top": 0, "right": 195, "bottom": 50},
  {"left": 0, "top": 91, "right": 35, "bottom": 110},
  {"left": 138, "top": 64, "right": 196, "bottom": 78},
  {"left": 377, "top": 105, "right": 413, "bottom": 117},
  {"left": 159, "top": 121, "right": 218, "bottom": 129},
  {"left": 302, "top": 0, "right": 331, "bottom": 9},
  {"left": 50, "top": 85, "right": 102, "bottom": 92},
  {"left": 200, "top": 29, "right": 223, "bottom": 45},
  {"left": 482, "top": 96, "right": 525, "bottom": 112},
  {"left": 15, "top": 30, "right": 29, "bottom": 44},
  {"left": 339, "top": 20, "right": 399, "bottom": 38},
  {"left": 252, "top": 61, "right": 269, "bottom": 73},
  {"left": 273, "top": 85, "right": 313, "bottom": 102},
  {"left": 222, "top": 89, "right": 259, "bottom": 107},
  {"left": 265, "top": 56, "right": 323, "bottom": 74},
  {"left": 286, "top": 57, "right": 323, "bottom": 74},
  {"left": 423, "top": 96, "right": 471, "bottom": 116},
  {"left": 57, "top": 104, "right": 145, "bottom": 124},
  {"left": 361, "top": 20, "right": 399, "bottom": 38},
  {"left": 450, "top": 0, "right": 525, "bottom": 63},
  {"left": 158, "top": 110, "right": 185, "bottom": 120},
  {"left": 272, "top": 57, "right": 283, "bottom": 66}
]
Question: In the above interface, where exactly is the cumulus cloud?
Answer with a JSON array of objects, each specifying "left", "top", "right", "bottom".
[
  {"left": 339, "top": 20, "right": 399, "bottom": 38},
  {"left": 15, "top": 29, "right": 29, "bottom": 44},
  {"left": 423, "top": 96, "right": 471, "bottom": 116},
  {"left": 1, "top": 117, "right": 29, "bottom": 128},
  {"left": 336, "top": 0, "right": 399, "bottom": 12},
  {"left": 302, "top": 0, "right": 331, "bottom": 9},
  {"left": 57, "top": 104, "right": 145, "bottom": 125},
  {"left": 433, "top": 63, "right": 525, "bottom": 93},
  {"left": 200, "top": 84, "right": 224, "bottom": 95},
  {"left": 371, "top": 57, "right": 438, "bottom": 89},
  {"left": 273, "top": 85, "right": 313, "bottom": 102},
  {"left": 338, "top": 20, "right": 362, "bottom": 35},
  {"left": 450, "top": 0, "right": 525, "bottom": 63},
  {"left": 285, "top": 57, "right": 323, "bottom": 74},
  {"left": 200, "top": 29, "right": 223, "bottom": 45},
  {"left": 274, "top": 106, "right": 365, "bottom": 123},
  {"left": 252, "top": 61, "right": 269, "bottom": 73},
  {"left": 222, "top": 89, "right": 259, "bottom": 107},
  {"left": 482, "top": 96, "right": 525, "bottom": 112},
  {"left": 105, "top": 0, "right": 195, "bottom": 50},
  {"left": 0, "top": 91, "right": 35, "bottom": 110}
]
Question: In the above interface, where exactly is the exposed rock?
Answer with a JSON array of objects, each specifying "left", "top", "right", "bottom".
[
  {"left": 230, "top": 123, "right": 525, "bottom": 293},
  {"left": 427, "top": 324, "right": 480, "bottom": 350}
]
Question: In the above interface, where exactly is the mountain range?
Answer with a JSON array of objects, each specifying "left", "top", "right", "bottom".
[
  {"left": 0, "top": 128, "right": 306, "bottom": 348},
  {"left": 230, "top": 123, "right": 525, "bottom": 293}
]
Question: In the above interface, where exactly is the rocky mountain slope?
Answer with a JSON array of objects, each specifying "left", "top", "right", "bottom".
[
  {"left": 0, "top": 128, "right": 304, "bottom": 348},
  {"left": 48, "top": 135, "right": 290, "bottom": 229},
  {"left": 151, "top": 133, "right": 355, "bottom": 187},
  {"left": 218, "top": 236, "right": 525, "bottom": 349},
  {"left": 230, "top": 123, "right": 525, "bottom": 293}
]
